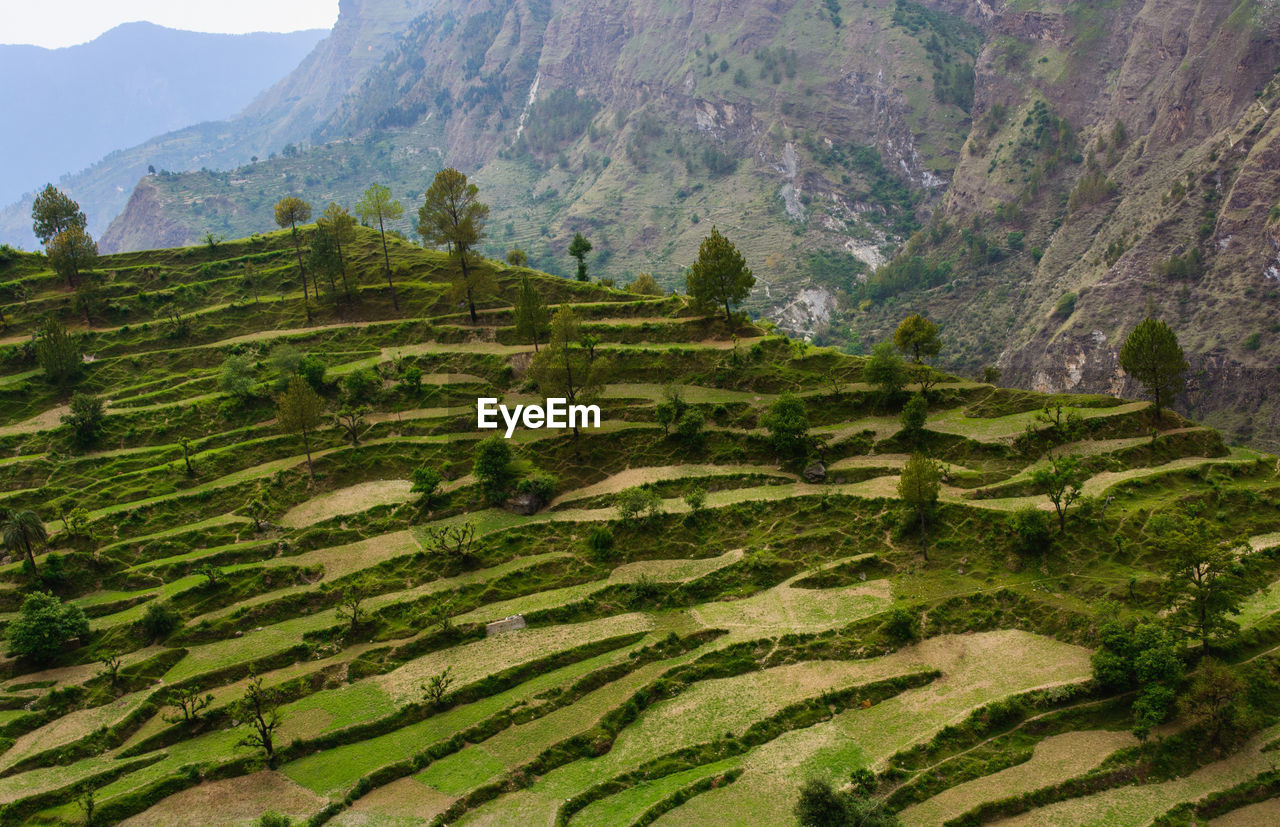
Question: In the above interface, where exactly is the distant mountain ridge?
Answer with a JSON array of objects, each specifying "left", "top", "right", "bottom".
[{"left": 0, "top": 22, "right": 326, "bottom": 225}]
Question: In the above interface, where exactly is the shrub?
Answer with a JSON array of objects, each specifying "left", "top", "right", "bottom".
[
  {"left": 1054, "top": 293, "right": 1077, "bottom": 318},
  {"left": 586, "top": 526, "right": 615, "bottom": 560},
  {"left": 62, "top": 393, "right": 105, "bottom": 448},
  {"left": 883, "top": 607, "right": 919, "bottom": 643},
  {"left": 1007, "top": 506, "right": 1052, "bottom": 558},
  {"left": 674, "top": 408, "right": 705, "bottom": 442},
  {"left": 7, "top": 592, "right": 89, "bottom": 663},
  {"left": 761, "top": 393, "right": 810, "bottom": 456},
  {"left": 343, "top": 369, "right": 380, "bottom": 403},
  {"left": 516, "top": 471, "right": 557, "bottom": 503},
  {"left": 137, "top": 602, "right": 181, "bottom": 643},
  {"left": 473, "top": 436, "right": 515, "bottom": 505}
]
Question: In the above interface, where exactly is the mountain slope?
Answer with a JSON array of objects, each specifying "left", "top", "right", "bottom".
[
  {"left": 69, "top": 0, "right": 1280, "bottom": 448},
  {"left": 0, "top": 22, "right": 326, "bottom": 214}
]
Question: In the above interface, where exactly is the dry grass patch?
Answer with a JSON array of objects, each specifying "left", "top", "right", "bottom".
[
  {"left": 375, "top": 613, "right": 653, "bottom": 704},
  {"left": 691, "top": 579, "right": 893, "bottom": 635},
  {"left": 995, "top": 725, "right": 1280, "bottom": 826},
  {"left": 281, "top": 480, "right": 413, "bottom": 528},
  {"left": 118, "top": 770, "right": 327, "bottom": 826},
  {"left": 1210, "top": 798, "right": 1280, "bottom": 826},
  {"left": 339, "top": 777, "right": 456, "bottom": 824},
  {"left": 649, "top": 631, "right": 1092, "bottom": 826},
  {"left": 899, "top": 729, "right": 1138, "bottom": 826}
]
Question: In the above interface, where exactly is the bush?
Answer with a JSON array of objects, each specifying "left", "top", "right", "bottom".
[
  {"left": 1007, "top": 506, "right": 1052, "bottom": 558},
  {"left": 298, "top": 354, "right": 326, "bottom": 390},
  {"left": 761, "top": 393, "right": 810, "bottom": 457},
  {"left": 343, "top": 368, "right": 380, "bottom": 403},
  {"left": 586, "top": 526, "right": 615, "bottom": 560},
  {"left": 473, "top": 436, "right": 515, "bottom": 505},
  {"left": 674, "top": 408, "right": 705, "bottom": 442},
  {"left": 62, "top": 393, "right": 105, "bottom": 448},
  {"left": 883, "top": 607, "right": 920, "bottom": 643},
  {"left": 516, "top": 471, "right": 557, "bottom": 503},
  {"left": 137, "top": 602, "right": 181, "bottom": 643},
  {"left": 1054, "top": 293, "right": 1077, "bottom": 318},
  {"left": 255, "top": 814, "right": 293, "bottom": 827},
  {"left": 219, "top": 354, "right": 257, "bottom": 399}
]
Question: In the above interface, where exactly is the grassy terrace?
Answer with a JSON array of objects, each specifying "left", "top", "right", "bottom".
[{"left": 0, "top": 229, "right": 1278, "bottom": 825}]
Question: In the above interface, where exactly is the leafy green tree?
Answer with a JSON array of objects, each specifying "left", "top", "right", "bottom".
[
  {"left": 762, "top": 393, "right": 810, "bottom": 457},
  {"left": 34, "top": 315, "right": 81, "bottom": 386},
  {"left": 219, "top": 354, "right": 257, "bottom": 400},
  {"left": 529, "top": 306, "right": 611, "bottom": 437},
  {"left": 274, "top": 196, "right": 313, "bottom": 321},
  {"left": 61, "top": 392, "right": 105, "bottom": 448},
  {"left": 355, "top": 183, "right": 405, "bottom": 309},
  {"left": 418, "top": 168, "right": 490, "bottom": 322},
  {"left": 8, "top": 592, "right": 88, "bottom": 663},
  {"left": 1030, "top": 454, "right": 1086, "bottom": 532},
  {"left": 628, "top": 272, "right": 663, "bottom": 296},
  {"left": 1091, "top": 620, "right": 1184, "bottom": 738},
  {"left": 276, "top": 376, "right": 325, "bottom": 478},
  {"left": 864, "top": 341, "right": 907, "bottom": 401},
  {"left": 1119, "top": 317, "right": 1188, "bottom": 421},
  {"left": 569, "top": 232, "right": 593, "bottom": 281},
  {"left": 1007, "top": 505, "right": 1052, "bottom": 560},
  {"left": 684, "top": 227, "right": 754, "bottom": 322},
  {"left": 31, "top": 184, "right": 86, "bottom": 246},
  {"left": 506, "top": 248, "right": 528, "bottom": 267},
  {"left": 46, "top": 225, "right": 98, "bottom": 288},
  {"left": 1157, "top": 512, "right": 1248, "bottom": 650},
  {"left": 617, "top": 486, "right": 663, "bottom": 523},
  {"left": 473, "top": 435, "right": 515, "bottom": 505},
  {"left": 898, "top": 452, "right": 942, "bottom": 560},
  {"left": 899, "top": 393, "right": 928, "bottom": 447},
  {"left": 795, "top": 778, "right": 898, "bottom": 827},
  {"left": 1178, "top": 659, "right": 1260, "bottom": 750},
  {"left": 513, "top": 275, "right": 549, "bottom": 352},
  {"left": 893, "top": 313, "right": 941, "bottom": 363},
  {"left": 2, "top": 508, "right": 48, "bottom": 574}
]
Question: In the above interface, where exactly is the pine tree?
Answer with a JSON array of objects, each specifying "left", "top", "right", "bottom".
[
  {"left": 274, "top": 196, "right": 313, "bottom": 322},
  {"left": 684, "top": 227, "right": 754, "bottom": 322},
  {"left": 568, "top": 232, "right": 593, "bottom": 282},
  {"left": 513, "top": 275, "right": 549, "bottom": 352},
  {"left": 276, "top": 376, "right": 325, "bottom": 478},
  {"left": 31, "top": 184, "right": 85, "bottom": 246},
  {"left": 418, "top": 168, "right": 490, "bottom": 323},
  {"left": 355, "top": 183, "right": 405, "bottom": 310},
  {"left": 898, "top": 452, "right": 942, "bottom": 560},
  {"left": 1119, "top": 317, "right": 1188, "bottom": 421}
]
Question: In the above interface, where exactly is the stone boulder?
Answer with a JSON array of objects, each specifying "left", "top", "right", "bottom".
[{"left": 803, "top": 461, "right": 827, "bottom": 483}]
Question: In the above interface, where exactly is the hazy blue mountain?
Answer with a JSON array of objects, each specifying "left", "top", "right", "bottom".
[{"left": 0, "top": 21, "right": 326, "bottom": 209}]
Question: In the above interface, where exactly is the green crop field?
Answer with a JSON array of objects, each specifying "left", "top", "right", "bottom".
[{"left": 1, "top": 224, "right": 1279, "bottom": 827}]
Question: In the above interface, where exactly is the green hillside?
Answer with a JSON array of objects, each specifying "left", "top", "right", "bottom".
[{"left": 1, "top": 229, "right": 1280, "bottom": 826}]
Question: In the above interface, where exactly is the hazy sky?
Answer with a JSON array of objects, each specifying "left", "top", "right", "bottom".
[{"left": 1, "top": 1, "right": 340, "bottom": 48}]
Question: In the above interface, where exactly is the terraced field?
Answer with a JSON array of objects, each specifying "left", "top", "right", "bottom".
[{"left": 1, "top": 228, "right": 1280, "bottom": 825}]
